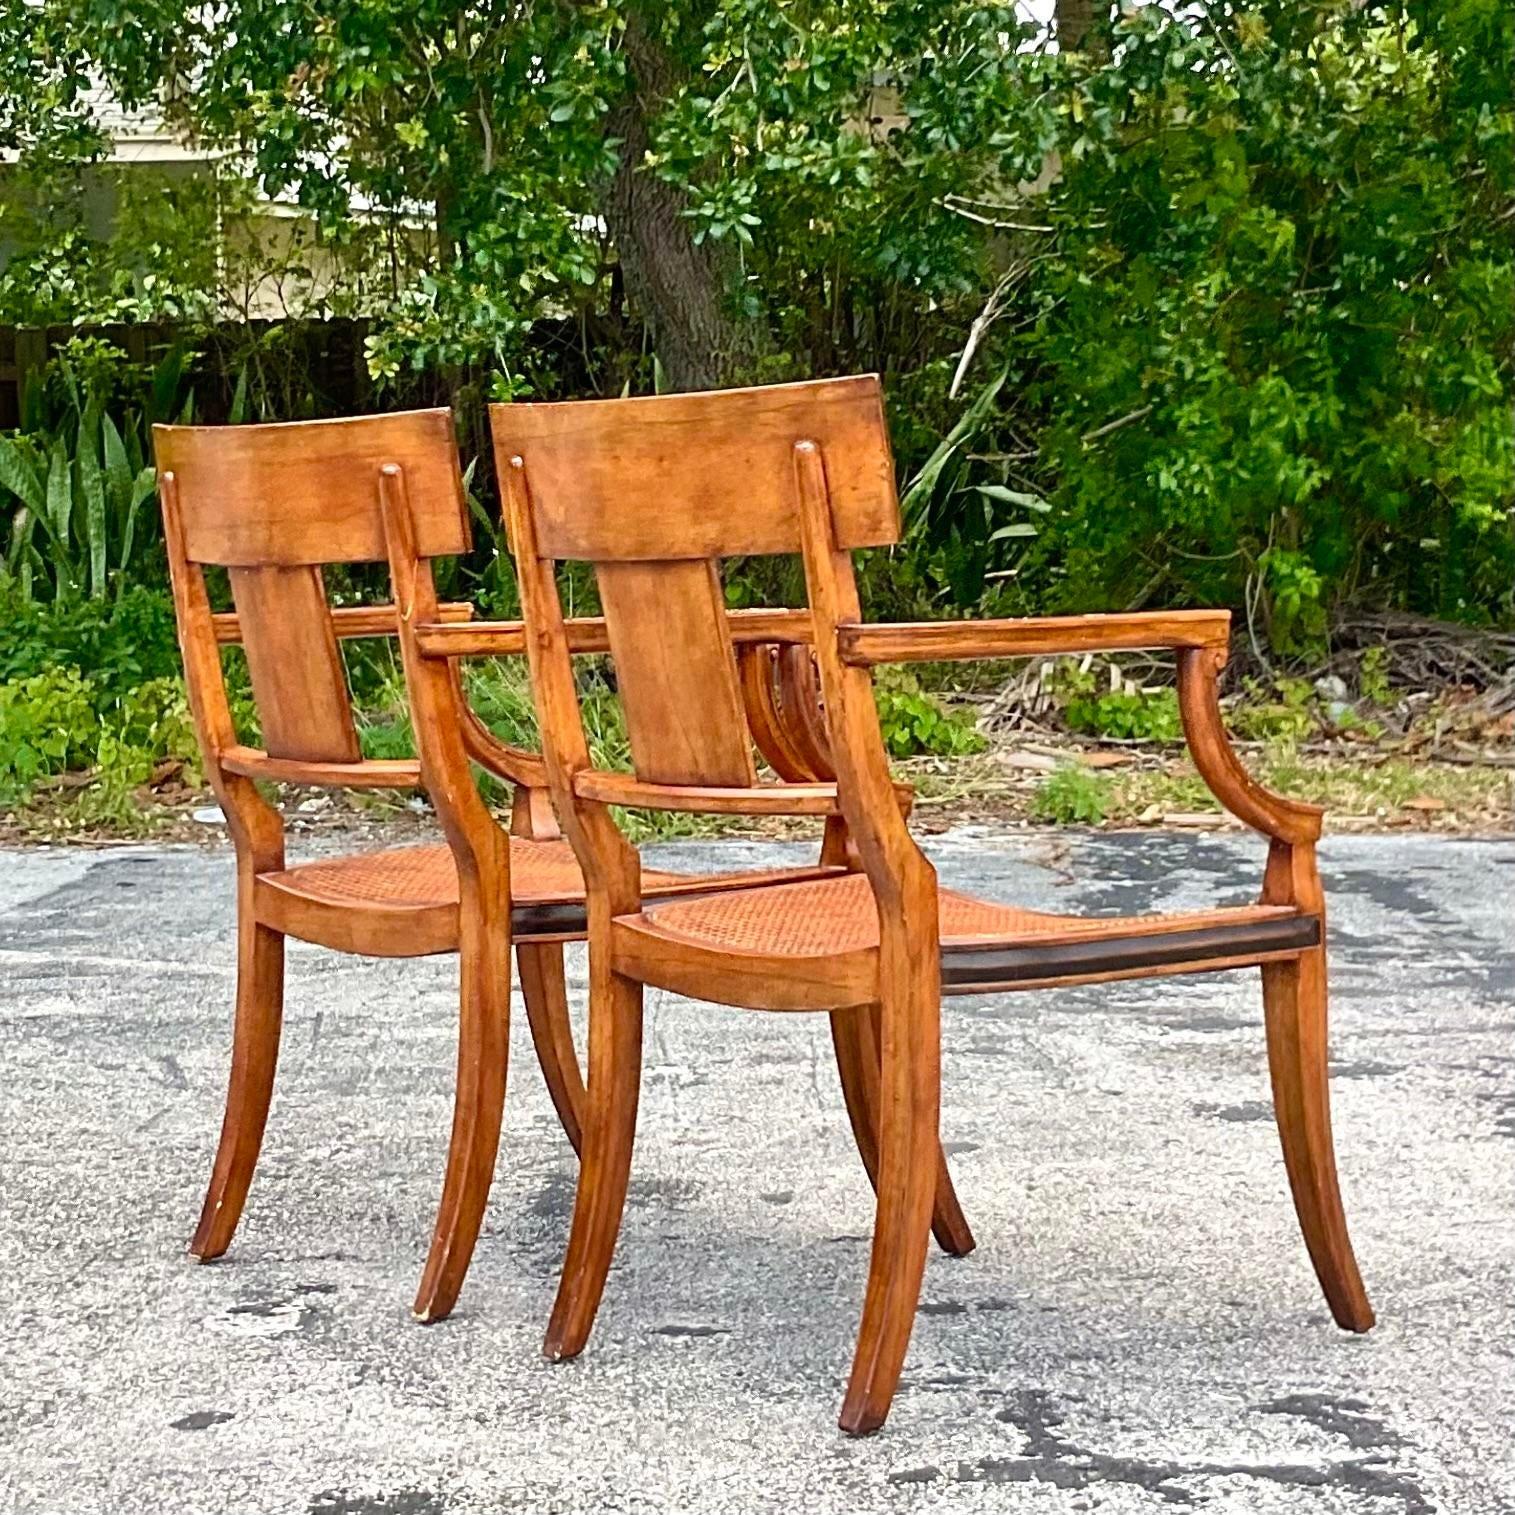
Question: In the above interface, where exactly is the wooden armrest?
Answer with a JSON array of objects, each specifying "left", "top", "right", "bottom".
[
  {"left": 1176, "top": 648, "right": 1322, "bottom": 844},
  {"left": 218, "top": 744, "right": 423, "bottom": 790},
  {"left": 213, "top": 602, "right": 473, "bottom": 646},
  {"left": 837, "top": 611, "right": 1231, "bottom": 666},
  {"left": 413, "top": 607, "right": 816, "bottom": 660}
]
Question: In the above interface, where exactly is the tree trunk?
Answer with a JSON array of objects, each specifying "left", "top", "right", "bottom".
[
  {"left": 601, "top": 8, "right": 765, "bottom": 391},
  {"left": 1056, "top": 0, "right": 1109, "bottom": 56}
]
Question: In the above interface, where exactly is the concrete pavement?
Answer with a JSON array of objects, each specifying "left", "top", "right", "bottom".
[{"left": 2, "top": 829, "right": 1513, "bottom": 1513}]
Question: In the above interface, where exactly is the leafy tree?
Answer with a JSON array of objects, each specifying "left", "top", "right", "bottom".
[
  {"left": 20, "top": 1, "right": 1057, "bottom": 390},
  {"left": 913, "top": 1, "right": 1515, "bottom": 639}
]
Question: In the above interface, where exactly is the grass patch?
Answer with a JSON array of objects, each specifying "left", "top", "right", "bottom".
[
  {"left": 1030, "top": 764, "right": 1112, "bottom": 824},
  {"left": 1101, "top": 752, "right": 1512, "bottom": 828}
]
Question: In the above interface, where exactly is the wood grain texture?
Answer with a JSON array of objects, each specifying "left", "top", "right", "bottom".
[
  {"left": 511, "top": 785, "right": 586, "bottom": 1156},
  {"left": 226, "top": 564, "right": 360, "bottom": 763},
  {"left": 613, "top": 877, "right": 1317, "bottom": 999},
  {"left": 489, "top": 375, "right": 898, "bottom": 561},
  {"left": 1259, "top": 838, "right": 1374, "bottom": 1333},
  {"left": 501, "top": 452, "right": 648, "bottom": 1365},
  {"left": 942, "top": 946, "right": 1312, "bottom": 996},
  {"left": 739, "top": 644, "right": 823, "bottom": 782},
  {"left": 218, "top": 746, "right": 423, "bottom": 789},
  {"left": 774, "top": 646, "right": 834, "bottom": 776},
  {"left": 213, "top": 601, "right": 473, "bottom": 646},
  {"left": 572, "top": 771, "right": 847, "bottom": 815},
  {"left": 253, "top": 839, "right": 845, "bottom": 960},
  {"left": 1178, "top": 647, "right": 1324, "bottom": 844},
  {"left": 155, "top": 409, "right": 468, "bottom": 565},
  {"left": 795, "top": 439, "right": 941, "bottom": 1435},
  {"left": 830, "top": 1004, "right": 975, "bottom": 1258},
  {"left": 187, "top": 908, "right": 284, "bottom": 1260},
  {"left": 158, "top": 419, "right": 511, "bottom": 1327},
  {"left": 595, "top": 558, "right": 756, "bottom": 786},
  {"left": 161, "top": 473, "right": 288, "bottom": 1264},
  {"left": 380, "top": 463, "right": 515, "bottom": 1324},
  {"left": 412, "top": 606, "right": 814, "bottom": 660},
  {"left": 608, "top": 914, "right": 877, "bottom": 1012},
  {"left": 838, "top": 610, "right": 1231, "bottom": 666},
  {"left": 451, "top": 660, "right": 550, "bottom": 790},
  {"left": 542, "top": 966, "right": 644, "bottom": 1360},
  {"left": 481, "top": 375, "right": 1371, "bottom": 1437}
]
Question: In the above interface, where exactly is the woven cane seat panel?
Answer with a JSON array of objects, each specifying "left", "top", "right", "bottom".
[
  {"left": 259, "top": 842, "right": 838, "bottom": 914},
  {"left": 262, "top": 839, "right": 686, "bottom": 910},
  {"left": 629, "top": 872, "right": 1304, "bottom": 959}
]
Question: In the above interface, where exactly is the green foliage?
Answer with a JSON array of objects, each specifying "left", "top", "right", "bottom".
[
  {"left": 0, "top": 667, "right": 97, "bottom": 801},
  {"left": 0, "top": 581, "right": 180, "bottom": 687},
  {"left": 1228, "top": 676, "right": 1321, "bottom": 743},
  {"left": 873, "top": 669, "right": 986, "bottom": 758},
  {"left": 1358, "top": 645, "right": 1393, "bottom": 706},
  {"left": 1031, "top": 764, "right": 1111, "bottom": 825},
  {"left": 1064, "top": 686, "right": 1182, "bottom": 743},
  {"left": 1054, "top": 663, "right": 1183, "bottom": 742},
  {"left": 0, "top": 0, "right": 1510, "bottom": 849},
  {"left": 0, "top": 664, "right": 199, "bottom": 819},
  {"left": 0, "top": 340, "right": 190, "bottom": 604},
  {"left": 0, "top": 576, "right": 212, "bottom": 820},
  {"left": 937, "top": 2, "right": 1515, "bottom": 640}
]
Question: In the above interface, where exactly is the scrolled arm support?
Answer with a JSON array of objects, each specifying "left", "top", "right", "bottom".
[
  {"left": 439, "top": 659, "right": 550, "bottom": 789},
  {"left": 1176, "top": 647, "right": 1321, "bottom": 845}
]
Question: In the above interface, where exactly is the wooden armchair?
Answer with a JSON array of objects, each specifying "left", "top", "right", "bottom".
[
  {"left": 154, "top": 408, "right": 850, "bottom": 1324},
  {"left": 490, "top": 375, "right": 1374, "bottom": 1435}
]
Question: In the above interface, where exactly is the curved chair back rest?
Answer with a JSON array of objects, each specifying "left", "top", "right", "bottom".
[
  {"left": 490, "top": 376, "right": 897, "bottom": 788},
  {"left": 155, "top": 410, "right": 468, "bottom": 768}
]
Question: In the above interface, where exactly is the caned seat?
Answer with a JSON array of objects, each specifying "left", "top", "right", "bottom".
[
  {"left": 255, "top": 840, "right": 839, "bottom": 955},
  {"left": 614, "top": 873, "right": 1321, "bottom": 1000}
]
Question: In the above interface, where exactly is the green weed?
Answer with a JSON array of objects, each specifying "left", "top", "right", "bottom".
[
  {"left": 1031, "top": 764, "right": 1111, "bottom": 825},
  {"left": 874, "top": 669, "right": 986, "bottom": 758}
]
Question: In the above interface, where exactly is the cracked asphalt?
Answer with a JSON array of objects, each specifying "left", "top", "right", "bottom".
[{"left": 2, "top": 829, "right": 1513, "bottom": 1514}]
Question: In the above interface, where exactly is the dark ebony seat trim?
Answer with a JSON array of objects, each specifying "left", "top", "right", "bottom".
[
  {"left": 940, "top": 913, "right": 1321, "bottom": 990},
  {"left": 513, "top": 900, "right": 591, "bottom": 939},
  {"left": 517, "top": 866, "right": 851, "bottom": 943}
]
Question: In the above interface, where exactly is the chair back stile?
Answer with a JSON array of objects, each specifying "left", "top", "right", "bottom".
[
  {"left": 378, "top": 465, "right": 511, "bottom": 897},
  {"left": 791, "top": 440, "right": 939, "bottom": 922},
  {"left": 498, "top": 456, "right": 640, "bottom": 915},
  {"left": 158, "top": 472, "right": 285, "bottom": 875}
]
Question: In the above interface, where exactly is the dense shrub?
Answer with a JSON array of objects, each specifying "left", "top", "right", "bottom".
[
  {"left": 0, "top": 583, "right": 181, "bottom": 689},
  {"left": 1031, "top": 765, "right": 1112, "bottom": 825},
  {"left": 914, "top": 3, "right": 1515, "bottom": 642},
  {"left": 0, "top": 581, "right": 200, "bottom": 816}
]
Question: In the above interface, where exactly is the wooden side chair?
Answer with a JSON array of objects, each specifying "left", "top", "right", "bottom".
[
  {"left": 490, "top": 375, "right": 1375, "bottom": 1435},
  {"left": 154, "top": 408, "right": 853, "bottom": 1324}
]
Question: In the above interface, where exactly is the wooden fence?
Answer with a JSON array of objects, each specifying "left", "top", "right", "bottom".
[{"left": 0, "top": 319, "right": 380, "bottom": 430}]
